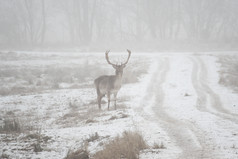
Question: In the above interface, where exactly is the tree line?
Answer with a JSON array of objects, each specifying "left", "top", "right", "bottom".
[{"left": 0, "top": 0, "right": 237, "bottom": 50}]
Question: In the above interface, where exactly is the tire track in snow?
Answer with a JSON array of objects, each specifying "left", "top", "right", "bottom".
[
  {"left": 132, "top": 57, "right": 182, "bottom": 158},
  {"left": 151, "top": 57, "right": 214, "bottom": 159},
  {"left": 192, "top": 57, "right": 238, "bottom": 124},
  {"left": 190, "top": 56, "right": 238, "bottom": 158},
  {"left": 136, "top": 55, "right": 237, "bottom": 159}
]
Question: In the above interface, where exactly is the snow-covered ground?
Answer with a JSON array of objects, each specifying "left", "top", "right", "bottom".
[{"left": 0, "top": 52, "right": 238, "bottom": 159}]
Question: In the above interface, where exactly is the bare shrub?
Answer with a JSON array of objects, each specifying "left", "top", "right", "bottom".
[
  {"left": 65, "top": 149, "right": 89, "bottom": 159},
  {"left": 94, "top": 131, "right": 148, "bottom": 159},
  {"left": 33, "top": 142, "right": 43, "bottom": 152},
  {"left": 0, "top": 112, "right": 41, "bottom": 134},
  {"left": 218, "top": 56, "right": 238, "bottom": 92},
  {"left": 85, "top": 119, "right": 97, "bottom": 124},
  {"left": 119, "top": 113, "right": 129, "bottom": 118},
  {"left": 25, "top": 133, "right": 52, "bottom": 142},
  {"left": 86, "top": 132, "right": 99, "bottom": 142},
  {"left": 108, "top": 113, "right": 129, "bottom": 121},
  {"left": 0, "top": 118, "right": 21, "bottom": 133},
  {"left": 26, "top": 133, "right": 40, "bottom": 139},
  {"left": 108, "top": 115, "right": 117, "bottom": 120},
  {"left": 153, "top": 142, "right": 166, "bottom": 149},
  {"left": 31, "top": 127, "right": 46, "bottom": 152},
  {"left": 184, "top": 93, "right": 191, "bottom": 97}
]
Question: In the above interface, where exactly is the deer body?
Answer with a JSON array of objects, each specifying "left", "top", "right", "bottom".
[
  {"left": 94, "top": 50, "right": 131, "bottom": 110},
  {"left": 96, "top": 75, "right": 122, "bottom": 95}
]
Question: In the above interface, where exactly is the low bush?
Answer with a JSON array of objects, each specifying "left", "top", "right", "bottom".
[
  {"left": 65, "top": 149, "right": 89, "bottom": 159},
  {"left": 218, "top": 56, "right": 238, "bottom": 92},
  {"left": 94, "top": 131, "right": 148, "bottom": 159},
  {"left": 153, "top": 142, "right": 166, "bottom": 149},
  {"left": 0, "top": 118, "right": 21, "bottom": 133},
  {"left": 86, "top": 132, "right": 99, "bottom": 142}
]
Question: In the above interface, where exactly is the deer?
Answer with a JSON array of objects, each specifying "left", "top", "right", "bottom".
[{"left": 94, "top": 50, "right": 131, "bottom": 110}]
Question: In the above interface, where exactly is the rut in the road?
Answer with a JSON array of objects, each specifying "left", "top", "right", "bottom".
[
  {"left": 190, "top": 56, "right": 238, "bottom": 158},
  {"left": 191, "top": 57, "right": 238, "bottom": 124},
  {"left": 137, "top": 55, "right": 238, "bottom": 159},
  {"left": 150, "top": 57, "right": 214, "bottom": 159}
]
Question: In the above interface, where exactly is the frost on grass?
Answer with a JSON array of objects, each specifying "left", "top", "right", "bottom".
[
  {"left": 0, "top": 53, "right": 153, "bottom": 159},
  {"left": 0, "top": 52, "right": 149, "bottom": 96}
]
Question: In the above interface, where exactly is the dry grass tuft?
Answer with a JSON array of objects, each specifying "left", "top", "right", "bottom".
[
  {"left": 218, "top": 56, "right": 238, "bottom": 92},
  {"left": 0, "top": 118, "right": 21, "bottom": 133},
  {"left": 65, "top": 149, "right": 89, "bottom": 159},
  {"left": 94, "top": 131, "right": 148, "bottom": 159},
  {"left": 85, "top": 119, "right": 97, "bottom": 124},
  {"left": 153, "top": 142, "right": 166, "bottom": 149},
  {"left": 184, "top": 93, "right": 191, "bottom": 97},
  {"left": 119, "top": 113, "right": 129, "bottom": 118},
  {"left": 108, "top": 115, "right": 117, "bottom": 120},
  {"left": 86, "top": 132, "right": 99, "bottom": 143},
  {"left": 33, "top": 142, "right": 43, "bottom": 152}
]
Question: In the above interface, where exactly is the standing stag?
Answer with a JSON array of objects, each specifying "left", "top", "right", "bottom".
[{"left": 94, "top": 50, "right": 131, "bottom": 110}]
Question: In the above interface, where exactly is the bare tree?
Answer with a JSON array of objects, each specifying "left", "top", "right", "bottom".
[{"left": 1, "top": 0, "right": 238, "bottom": 49}]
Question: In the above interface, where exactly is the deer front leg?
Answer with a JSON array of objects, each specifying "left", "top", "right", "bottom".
[
  {"left": 113, "top": 93, "right": 117, "bottom": 110},
  {"left": 107, "top": 93, "right": 111, "bottom": 110}
]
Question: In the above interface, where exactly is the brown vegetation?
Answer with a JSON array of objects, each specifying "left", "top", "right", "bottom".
[
  {"left": 65, "top": 149, "right": 89, "bottom": 159},
  {"left": 0, "top": 118, "right": 21, "bottom": 133},
  {"left": 94, "top": 131, "right": 148, "bottom": 159},
  {"left": 218, "top": 56, "right": 238, "bottom": 92}
]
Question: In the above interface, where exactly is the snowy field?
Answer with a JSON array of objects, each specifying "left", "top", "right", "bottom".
[{"left": 0, "top": 52, "right": 238, "bottom": 159}]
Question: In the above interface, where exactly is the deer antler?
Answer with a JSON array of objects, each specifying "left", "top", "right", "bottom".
[
  {"left": 105, "top": 50, "right": 116, "bottom": 66},
  {"left": 122, "top": 49, "right": 131, "bottom": 65}
]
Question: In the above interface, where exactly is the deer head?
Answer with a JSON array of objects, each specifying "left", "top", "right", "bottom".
[{"left": 105, "top": 49, "right": 131, "bottom": 76}]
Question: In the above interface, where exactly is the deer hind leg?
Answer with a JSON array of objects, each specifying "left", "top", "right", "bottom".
[
  {"left": 97, "top": 94, "right": 104, "bottom": 110},
  {"left": 107, "top": 92, "right": 111, "bottom": 110},
  {"left": 113, "top": 93, "right": 117, "bottom": 110},
  {"left": 97, "top": 95, "right": 101, "bottom": 109}
]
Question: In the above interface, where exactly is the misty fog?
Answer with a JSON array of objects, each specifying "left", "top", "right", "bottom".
[
  {"left": 1, "top": 0, "right": 238, "bottom": 51},
  {"left": 1, "top": 1, "right": 238, "bottom": 159}
]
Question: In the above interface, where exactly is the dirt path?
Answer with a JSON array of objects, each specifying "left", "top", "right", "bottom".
[
  {"left": 194, "top": 57, "right": 238, "bottom": 122},
  {"left": 189, "top": 56, "right": 238, "bottom": 158},
  {"left": 152, "top": 57, "right": 215, "bottom": 159},
  {"left": 137, "top": 54, "right": 238, "bottom": 159}
]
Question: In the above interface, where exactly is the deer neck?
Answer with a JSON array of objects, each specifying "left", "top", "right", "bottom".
[
  {"left": 115, "top": 71, "right": 123, "bottom": 83},
  {"left": 112, "top": 73, "right": 122, "bottom": 90},
  {"left": 115, "top": 71, "right": 123, "bottom": 77}
]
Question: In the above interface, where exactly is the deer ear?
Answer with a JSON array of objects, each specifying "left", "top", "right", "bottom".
[{"left": 122, "top": 64, "right": 126, "bottom": 68}]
